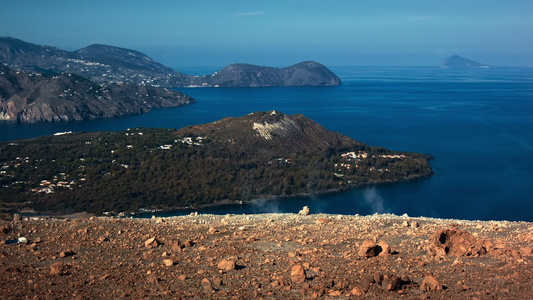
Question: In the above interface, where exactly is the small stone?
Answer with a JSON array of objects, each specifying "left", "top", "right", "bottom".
[
  {"left": 298, "top": 206, "right": 310, "bottom": 216},
  {"left": 290, "top": 264, "right": 306, "bottom": 283},
  {"left": 184, "top": 240, "right": 194, "bottom": 247},
  {"left": 163, "top": 259, "right": 174, "bottom": 267},
  {"left": 411, "top": 221, "right": 419, "bottom": 228},
  {"left": 521, "top": 247, "right": 532, "bottom": 256},
  {"left": 217, "top": 259, "right": 236, "bottom": 271},
  {"left": 350, "top": 286, "right": 365, "bottom": 296},
  {"left": 381, "top": 274, "right": 401, "bottom": 291},
  {"left": 59, "top": 250, "right": 75, "bottom": 258},
  {"left": 212, "top": 277, "right": 223, "bottom": 287},
  {"left": 13, "top": 213, "right": 21, "bottom": 222},
  {"left": 208, "top": 226, "right": 219, "bottom": 234},
  {"left": 178, "top": 275, "right": 187, "bottom": 280},
  {"left": 146, "top": 274, "right": 160, "bottom": 283},
  {"left": 316, "top": 218, "right": 330, "bottom": 224},
  {"left": 201, "top": 278, "right": 214, "bottom": 292},
  {"left": 1, "top": 224, "right": 9, "bottom": 234},
  {"left": 420, "top": 275, "right": 443, "bottom": 292},
  {"left": 144, "top": 237, "right": 160, "bottom": 248},
  {"left": 171, "top": 240, "right": 182, "bottom": 251},
  {"left": 50, "top": 262, "right": 70, "bottom": 276},
  {"left": 359, "top": 274, "right": 375, "bottom": 291}
]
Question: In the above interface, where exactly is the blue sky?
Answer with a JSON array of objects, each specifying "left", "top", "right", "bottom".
[{"left": 2, "top": 0, "right": 532, "bottom": 68}]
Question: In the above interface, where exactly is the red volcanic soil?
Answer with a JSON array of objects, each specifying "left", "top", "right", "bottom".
[{"left": 1, "top": 212, "right": 532, "bottom": 299}]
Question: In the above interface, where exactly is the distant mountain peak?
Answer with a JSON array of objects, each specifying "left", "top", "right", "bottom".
[{"left": 441, "top": 55, "right": 490, "bottom": 69}]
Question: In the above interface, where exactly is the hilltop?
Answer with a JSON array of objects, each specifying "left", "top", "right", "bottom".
[
  {"left": 0, "top": 37, "right": 341, "bottom": 87},
  {"left": 0, "top": 111, "right": 432, "bottom": 214},
  {"left": 0, "top": 212, "right": 531, "bottom": 299},
  {"left": 0, "top": 65, "right": 195, "bottom": 123}
]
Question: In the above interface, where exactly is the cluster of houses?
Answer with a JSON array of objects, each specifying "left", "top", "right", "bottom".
[
  {"left": 157, "top": 136, "right": 207, "bottom": 150},
  {"left": 31, "top": 173, "right": 82, "bottom": 194},
  {"left": 341, "top": 151, "right": 406, "bottom": 160},
  {"left": 1, "top": 157, "right": 30, "bottom": 184},
  {"left": 336, "top": 151, "right": 407, "bottom": 172},
  {"left": 268, "top": 158, "right": 293, "bottom": 165},
  {"left": 341, "top": 151, "right": 368, "bottom": 159},
  {"left": 177, "top": 136, "right": 206, "bottom": 146}
]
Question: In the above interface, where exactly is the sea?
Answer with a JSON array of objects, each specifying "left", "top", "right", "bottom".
[{"left": 1, "top": 66, "right": 532, "bottom": 221}]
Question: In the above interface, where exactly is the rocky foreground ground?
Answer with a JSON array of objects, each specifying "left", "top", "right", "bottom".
[{"left": 1, "top": 211, "right": 532, "bottom": 299}]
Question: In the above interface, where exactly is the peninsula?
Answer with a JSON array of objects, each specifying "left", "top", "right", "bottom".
[{"left": 0, "top": 111, "right": 432, "bottom": 214}]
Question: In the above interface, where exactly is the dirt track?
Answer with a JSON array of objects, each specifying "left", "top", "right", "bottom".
[{"left": 1, "top": 212, "right": 532, "bottom": 299}]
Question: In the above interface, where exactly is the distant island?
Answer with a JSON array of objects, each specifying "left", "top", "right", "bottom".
[
  {"left": 0, "top": 37, "right": 341, "bottom": 87},
  {"left": 0, "top": 65, "right": 195, "bottom": 123},
  {"left": 0, "top": 111, "right": 432, "bottom": 214},
  {"left": 441, "top": 55, "right": 490, "bottom": 69}
]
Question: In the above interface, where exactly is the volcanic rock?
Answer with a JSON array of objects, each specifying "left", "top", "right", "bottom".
[
  {"left": 290, "top": 264, "right": 306, "bottom": 283},
  {"left": 144, "top": 237, "right": 160, "bottom": 248},
  {"left": 50, "top": 262, "right": 70, "bottom": 276},
  {"left": 381, "top": 274, "right": 402, "bottom": 291},
  {"left": 420, "top": 275, "right": 443, "bottom": 291},
  {"left": 359, "top": 240, "right": 382, "bottom": 257},
  {"left": 59, "top": 250, "right": 75, "bottom": 258},
  {"left": 217, "top": 259, "right": 236, "bottom": 271},
  {"left": 298, "top": 206, "right": 310, "bottom": 216},
  {"left": 163, "top": 259, "right": 174, "bottom": 267},
  {"left": 428, "top": 228, "right": 488, "bottom": 257}
]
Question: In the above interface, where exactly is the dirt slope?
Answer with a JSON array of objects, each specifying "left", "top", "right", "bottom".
[{"left": 1, "top": 212, "right": 531, "bottom": 299}]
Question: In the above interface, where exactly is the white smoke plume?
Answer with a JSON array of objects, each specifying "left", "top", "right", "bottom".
[{"left": 362, "top": 187, "right": 387, "bottom": 213}]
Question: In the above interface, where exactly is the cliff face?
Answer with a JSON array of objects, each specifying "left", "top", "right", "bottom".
[
  {"left": 0, "top": 65, "right": 195, "bottom": 123},
  {"left": 441, "top": 55, "right": 490, "bottom": 69},
  {"left": 0, "top": 37, "right": 341, "bottom": 87}
]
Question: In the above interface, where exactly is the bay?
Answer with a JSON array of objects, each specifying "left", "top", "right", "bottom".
[{"left": 1, "top": 67, "right": 532, "bottom": 221}]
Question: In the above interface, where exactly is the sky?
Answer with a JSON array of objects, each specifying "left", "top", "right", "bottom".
[{"left": 2, "top": 0, "right": 532, "bottom": 68}]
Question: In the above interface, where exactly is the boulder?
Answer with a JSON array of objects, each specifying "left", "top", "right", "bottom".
[
  {"left": 428, "top": 228, "right": 488, "bottom": 257},
  {"left": 290, "top": 264, "right": 306, "bottom": 283}
]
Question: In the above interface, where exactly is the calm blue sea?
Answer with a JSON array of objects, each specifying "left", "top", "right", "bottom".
[{"left": 1, "top": 67, "right": 532, "bottom": 221}]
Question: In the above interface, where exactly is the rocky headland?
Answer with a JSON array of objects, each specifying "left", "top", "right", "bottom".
[
  {"left": 0, "top": 65, "right": 195, "bottom": 123},
  {"left": 0, "top": 211, "right": 531, "bottom": 299}
]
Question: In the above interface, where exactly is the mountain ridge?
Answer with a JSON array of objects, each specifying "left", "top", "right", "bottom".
[{"left": 0, "top": 37, "right": 341, "bottom": 87}]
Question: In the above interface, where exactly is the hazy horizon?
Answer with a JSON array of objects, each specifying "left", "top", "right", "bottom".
[{"left": 2, "top": 0, "right": 532, "bottom": 68}]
